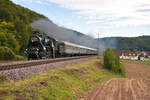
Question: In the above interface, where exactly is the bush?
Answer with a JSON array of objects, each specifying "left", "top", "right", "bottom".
[
  {"left": 0, "top": 47, "right": 16, "bottom": 60},
  {"left": 0, "top": 47, "right": 26, "bottom": 60},
  {"left": 14, "top": 55, "right": 26, "bottom": 60},
  {"left": 0, "top": 75, "right": 9, "bottom": 83},
  {"left": 138, "top": 53, "right": 145, "bottom": 60},
  {"left": 103, "top": 48, "right": 126, "bottom": 77},
  {"left": 0, "top": 32, "right": 7, "bottom": 46}
]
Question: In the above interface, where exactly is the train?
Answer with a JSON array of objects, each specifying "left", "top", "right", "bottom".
[{"left": 25, "top": 31, "right": 97, "bottom": 60}]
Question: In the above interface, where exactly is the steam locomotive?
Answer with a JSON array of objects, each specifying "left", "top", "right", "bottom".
[{"left": 25, "top": 31, "right": 97, "bottom": 60}]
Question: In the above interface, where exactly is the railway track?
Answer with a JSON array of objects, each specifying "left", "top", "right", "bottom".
[{"left": 0, "top": 56, "right": 93, "bottom": 71}]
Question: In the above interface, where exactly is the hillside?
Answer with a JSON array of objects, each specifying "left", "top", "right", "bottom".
[
  {"left": 0, "top": 0, "right": 45, "bottom": 59},
  {"left": 98, "top": 36, "right": 150, "bottom": 51}
]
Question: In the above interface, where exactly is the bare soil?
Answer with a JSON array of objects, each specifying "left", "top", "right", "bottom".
[{"left": 83, "top": 62, "right": 150, "bottom": 100}]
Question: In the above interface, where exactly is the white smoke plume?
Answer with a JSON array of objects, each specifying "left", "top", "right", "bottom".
[{"left": 32, "top": 18, "right": 117, "bottom": 52}]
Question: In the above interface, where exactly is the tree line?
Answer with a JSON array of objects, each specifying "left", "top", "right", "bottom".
[{"left": 100, "top": 36, "right": 150, "bottom": 52}]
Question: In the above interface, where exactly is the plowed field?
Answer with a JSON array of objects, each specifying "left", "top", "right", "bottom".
[{"left": 83, "top": 61, "right": 150, "bottom": 100}]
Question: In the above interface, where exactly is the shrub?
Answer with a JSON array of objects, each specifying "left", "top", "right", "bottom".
[
  {"left": 0, "top": 75, "right": 9, "bottom": 83},
  {"left": 0, "top": 32, "right": 7, "bottom": 46},
  {"left": 0, "top": 47, "right": 26, "bottom": 60},
  {"left": 103, "top": 48, "right": 126, "bottom": 77},
  {"left": 138, "top": 53, "right": 145, "bottom": 60},
  {"left": 14, "top": 55, "right": 26, "bottom": 60},
  {"left": 0, "top": 47, "right": 15, "bottom": 60}
]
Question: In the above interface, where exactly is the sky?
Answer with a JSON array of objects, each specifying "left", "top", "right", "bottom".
[{"left": 12, "top": 0, "right": 150, "bottom": 38}]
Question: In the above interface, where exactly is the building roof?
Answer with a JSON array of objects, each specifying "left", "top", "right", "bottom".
[
  {"left": 118, "top": 50, "right": 139, "bottom": 57},
  {"left": 146, "top": 52, "right": 150, "bottom": 56},
  {"left": 118, "top": 50, "right": 150, "bottom": 57}
]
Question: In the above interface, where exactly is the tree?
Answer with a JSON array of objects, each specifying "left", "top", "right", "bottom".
[
  {"left": 0, "top": 8, "right": 13, "bottom": 22},
  {"left": 138, "top": 53, "right": 145, "bottom": 60},
  {"left": 0, "top": 47, "right": 15, "bottom": 60},
  {"left": 103, "top": 48, "right": 126, "bottom": 76},
  {"left": 6, "top": 33, "right": 20, "bottom": 54},
  {"left": 0, "top": 32, "right": 7, "bottom": 46}
]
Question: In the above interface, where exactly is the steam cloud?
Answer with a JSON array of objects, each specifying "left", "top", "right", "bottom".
[
  {"left": 32, "top": 18, "right": 117, "bottom": 52},
  {"left": 98, "top": 38, "right": 117, "bottom": 52}
]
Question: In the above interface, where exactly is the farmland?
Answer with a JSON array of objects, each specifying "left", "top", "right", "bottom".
[{"left": 83, "top": 60, "right": 150, "bottom": 100}]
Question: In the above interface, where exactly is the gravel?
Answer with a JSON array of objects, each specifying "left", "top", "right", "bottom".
[{"left": 0, "top": 57, "right": 96, "bottom": 81}]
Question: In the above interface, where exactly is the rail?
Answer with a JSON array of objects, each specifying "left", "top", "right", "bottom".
[{"left": 0, "top": 56, "right": 94, "bottom": 71}]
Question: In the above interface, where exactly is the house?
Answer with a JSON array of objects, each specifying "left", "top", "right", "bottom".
[
  {"left": 118, "top": 51, "right": 140, "bottom": 60},
  {"left": 139, "top": 57, "right": 149, "bottom": 61},
  {"left": 118, "top": 50, "right": 150, "bottom": 60}
]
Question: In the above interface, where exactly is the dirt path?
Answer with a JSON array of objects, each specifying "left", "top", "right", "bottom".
[{"left": 83, "top": 62, "right": 150, "bottom": 100}]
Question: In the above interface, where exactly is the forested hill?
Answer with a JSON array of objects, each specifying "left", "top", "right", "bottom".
[
  {"left": 99, "top": 36, "right": 150, "bottom": 51},
  {"left": 0, "top": 0, "right": 45, "bottom": 59}
]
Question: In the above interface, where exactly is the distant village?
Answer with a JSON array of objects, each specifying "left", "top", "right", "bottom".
[{"left": 118, "top": 51, "right": 150, "bottom": 61}]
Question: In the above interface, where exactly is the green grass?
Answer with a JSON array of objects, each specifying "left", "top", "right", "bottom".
[{"left": 0, "top": 59, "right": 123, "bottom": 100}]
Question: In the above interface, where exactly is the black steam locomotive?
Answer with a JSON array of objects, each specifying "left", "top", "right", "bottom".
[{"left": 25, "top": 31, "right": 97, "bottom": 60}]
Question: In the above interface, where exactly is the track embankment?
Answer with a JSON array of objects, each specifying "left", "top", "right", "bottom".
[
  {"left": 0, "top": 56, "right": 96, "bottom": 81},
  {"left": 0, "top": 56, "right": 93, "bottom": 71},
  {"left": 83, "top": 61, "right": 150, "bottom": 100}
]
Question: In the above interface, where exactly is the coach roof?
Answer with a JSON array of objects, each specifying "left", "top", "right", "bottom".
[{"left": 62, "top": 41, "right": 97, "bottom": 51}]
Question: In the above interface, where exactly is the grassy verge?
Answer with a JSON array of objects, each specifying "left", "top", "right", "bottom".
[{"left": 0, "top": 59, "right": 123, "bottom": 100}]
